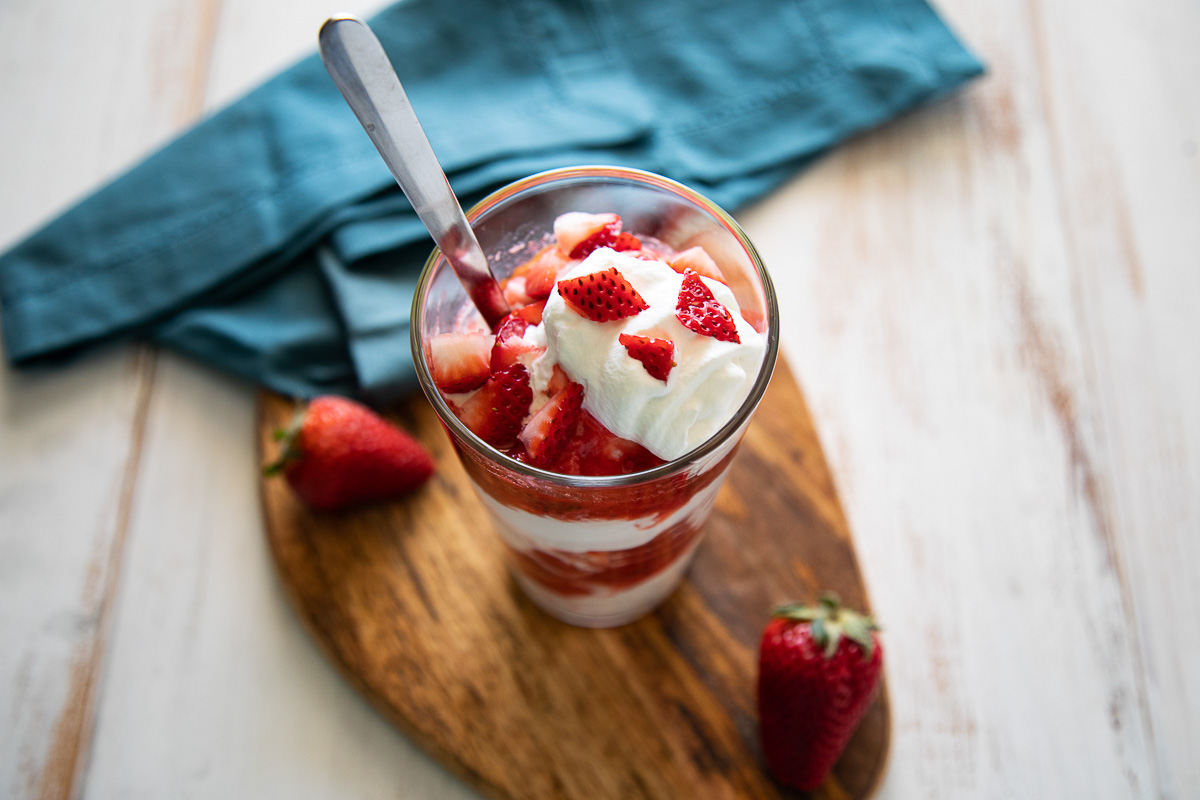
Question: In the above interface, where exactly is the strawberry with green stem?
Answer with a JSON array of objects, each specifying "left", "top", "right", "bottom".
[
  {"left": 264, "top": 396, "right": 434, "bottom": 512},
  {"left": 757, "top": 593, "right": 883, "bottom": 791}
]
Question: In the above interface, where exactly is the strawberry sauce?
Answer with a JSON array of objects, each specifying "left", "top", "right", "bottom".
[{"left": 504, "top": 515, "right": 706, "bottom": 595}]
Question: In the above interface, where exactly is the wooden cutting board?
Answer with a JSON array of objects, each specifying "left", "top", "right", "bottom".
[{"left": 257, "top": 358, "right": 890, "bottom": 800}]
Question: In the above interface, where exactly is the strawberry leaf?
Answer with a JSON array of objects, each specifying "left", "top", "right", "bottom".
[{"left": 771, "top": 592, "right": 880, "bottom": 660}]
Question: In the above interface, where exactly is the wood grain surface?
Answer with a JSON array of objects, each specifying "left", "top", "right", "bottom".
[
  {"left": 5, "top": 0, "right": 1200, "bottom": 798},
  {"left": 257, "top": 359, "right": 889, "bottom": 800}
]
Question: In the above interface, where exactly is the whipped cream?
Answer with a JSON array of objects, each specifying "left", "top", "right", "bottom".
[{"left": 531, "top": 249, "right": 766, "bottom": 461}]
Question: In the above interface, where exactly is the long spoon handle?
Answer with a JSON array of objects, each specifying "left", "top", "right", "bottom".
[{"left": 318, "top": 16, "right": 510, "bottom": 328}]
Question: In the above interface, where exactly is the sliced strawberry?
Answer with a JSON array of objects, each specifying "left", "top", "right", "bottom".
[
  {"left": 637, "top": 240, "right": 675, "bottom": 262},
  {"left": 490, "top": 314, "right": 544, "bottom": 372},
  {"left": 503, "top": 275, "right": 534, "bottom": 307},
  {"left": 523, "top": 245, "right": 574, "bottom": 300},
  {"left": 490, "top": 314, "right": 527, "bottom": 365},
  {"left": 612, "top": 232, "right": 642, "bottom": 252},
  {"left": 556, "top": 267, "right": 649, "bottom": 323},
  {"left": 458, "top": 364, "right": 533, "bottom": 447},
  {"left": 675, "top": 270, "right": 740, "bottom": 344},
  {"left": 569, "top": 227, "right": 620, "bottom": 259},
  {"left": 514, "top": 300, "right": 546, "bottom": 326},
  {"left": 554, "top": 212, "right": 621, "bottom": 258},
  {"left": 546, "top": 364, "right": 572, "bottom": 396},
  {"left": 429, "top": 332, "right": 493, "bottom": 393},
  {"left": 668, "top": 246, "right": 726, "bottom": 284},
  {"left": 519, "top": 382, "right": 585, "bottom": 467},
  {"left": 619, "top": 333, "right": 675, "bottom": 382},
  {"left": 554, "top": 411, "right": 664, "bottom": 475}
]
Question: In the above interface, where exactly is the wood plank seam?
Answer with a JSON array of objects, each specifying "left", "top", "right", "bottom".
[
  {"left": 38, "top": 4, "right": 229, "bottom": 792},
  {"left": 36, "top": 350, "right": 157, "bottom": 800}
]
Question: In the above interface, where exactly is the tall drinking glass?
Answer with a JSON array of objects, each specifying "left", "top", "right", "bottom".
[{"left": 412, "top": 166, "right": 779, "bottom": 627}]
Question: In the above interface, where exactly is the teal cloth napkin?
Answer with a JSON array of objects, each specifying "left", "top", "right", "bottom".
[{"left": 0, "top": 0, "right": 982, "bottom": 402}]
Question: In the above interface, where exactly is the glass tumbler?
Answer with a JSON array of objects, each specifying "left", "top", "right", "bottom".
[{"left": 411, "top": 166, "right": 779, "bottom": 627}]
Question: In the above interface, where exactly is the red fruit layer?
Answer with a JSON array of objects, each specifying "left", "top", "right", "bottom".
[
  {"left": 454, "top": 434, "right": 740, "bottom": 523},
  {"left": 519, "top": 383, "right": 585, "bottom": 468},
  {"left": 445, "top": 214, "right": 752, "bottom": 489},
  {"left": 521, "top": 410, "right": 663, "bottom": 476},
  {"left": 490, "top": 314, "right": 540, "bottom": 372},
  {"left": 458, "top": 364, "right": 533, "bottom": 447},
  {"left": 504, "top": 514, "right": 704, "bottom": 596}
]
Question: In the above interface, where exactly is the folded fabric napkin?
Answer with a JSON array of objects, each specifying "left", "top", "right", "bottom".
[{"left": 0, "top": 0, "right": 982, "bottom": 403}]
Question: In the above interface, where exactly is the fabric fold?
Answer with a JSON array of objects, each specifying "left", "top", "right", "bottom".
[{"left": 0, "top": 0, "right": 983, "bottom": 401}]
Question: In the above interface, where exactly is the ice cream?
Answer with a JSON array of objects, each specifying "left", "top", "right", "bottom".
[
  {"left": 428, "top": 211, "right": 768, "bottom": 476},
  {"left": 533, "top": 248, "right": 766, "bottom": 461}
]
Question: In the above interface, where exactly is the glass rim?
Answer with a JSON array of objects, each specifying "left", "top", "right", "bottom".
[{"left": 410, "top": 165, "right": 780, "bottom": 488}]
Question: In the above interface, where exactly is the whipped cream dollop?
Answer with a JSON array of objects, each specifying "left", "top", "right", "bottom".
[{"left": 531, "top": 249, "right": 766, "bottom": 461}]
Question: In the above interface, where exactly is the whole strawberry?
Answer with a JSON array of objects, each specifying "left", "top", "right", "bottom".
[
  {"left": 757, "top": 593, "right": 883, "bottom": 791},
  {"left": 264, "top": 396, "right": 434, "bottom": 511}
]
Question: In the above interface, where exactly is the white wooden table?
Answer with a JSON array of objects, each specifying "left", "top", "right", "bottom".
[{"left": 2, "top": 0, "right": 1197, "bottom": 797}]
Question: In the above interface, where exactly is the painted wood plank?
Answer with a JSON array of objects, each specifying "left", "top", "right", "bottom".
[
  {"left": 0, "top": 351, "right": 152, "bottom": 800},
  {"left": 81, "top": 355, "right": 477, "bottom": 799},
  {"left": 65, "top": 1, "right": 475, "bottom": 798},
  {"left": 740, "top": 0, "right": 1200, "bottom": 796},
  {"left": 999, "top": 0, "right": 1200, "bottom": 793},
  {"left": 0, "top": 0, "right": 201, "bottom": 796},
  {"left": 2, "top": 0, "right": 1196, "bottom": 797}
]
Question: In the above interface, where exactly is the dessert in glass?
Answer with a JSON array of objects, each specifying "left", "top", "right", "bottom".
[{"left": 411, "top": 166, "right": 779, "bottom": 627}]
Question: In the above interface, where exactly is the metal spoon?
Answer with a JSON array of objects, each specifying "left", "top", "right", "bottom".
[{"left": 318, "top": 16, "right": 511, "bottom": 329}]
